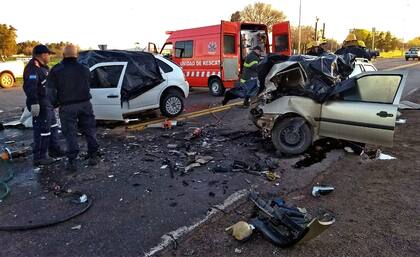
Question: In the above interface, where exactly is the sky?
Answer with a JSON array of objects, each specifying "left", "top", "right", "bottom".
[{"left": 1, "top": 0, "right": 418, "bottom": 49}]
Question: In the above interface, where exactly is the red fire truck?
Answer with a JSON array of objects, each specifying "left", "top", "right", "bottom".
[{"left": 157, "top": 21, "right": 291, "bottom": 96}]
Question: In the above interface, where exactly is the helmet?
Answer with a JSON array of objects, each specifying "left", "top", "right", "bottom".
[
  {"left": 307, "top": 40, "right": 320, "bottom": 49},
  {"left": 345, "top": 33, "right": 357, "bottom": 42},
  {"left": 319, "top": 38, "right": 328, "bottom": 45},
  {"left": 357, "top": 40, "right": 366, "bottom": 48}
]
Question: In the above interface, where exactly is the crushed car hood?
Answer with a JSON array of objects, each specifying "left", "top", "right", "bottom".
[{"left": 259, "top": 54, "right": 356, "bottom": 103}]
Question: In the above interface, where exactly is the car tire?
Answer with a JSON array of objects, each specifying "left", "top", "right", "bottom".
[
  {"left": 208, "top": 77, "right": 225, "bottom": 96},
  {"left": 160, "top": 89, "right": 184, "bottom": 118},
  {"left": 405, "top": 57, "right": 409, "bottom": 61},
  {"left": 271, "top": 117, "right": 312, "bottom": 155},
  {"left": 0, "top": 72, "right": 14, "bottom": 88}
]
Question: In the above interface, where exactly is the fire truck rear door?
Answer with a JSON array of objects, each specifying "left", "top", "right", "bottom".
[
  {"left": 272, "top": 21, "right": 291, "bottom": 56},
  {"left": 221, "top": 21, "right": 240, "bottom": 81}
]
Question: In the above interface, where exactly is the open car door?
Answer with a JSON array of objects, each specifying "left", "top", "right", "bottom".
[
  {"left": 221, "top": 21, "right": 240, "bottom": 81},
  {"left": 319, "top": 72, "right": 407, "bottom": 147},
  {"left": 272, "top": 21, "right": 291, "bottom": 56},
  {"left": 89, "top": 62, "right": 127, "bottom": 121}
]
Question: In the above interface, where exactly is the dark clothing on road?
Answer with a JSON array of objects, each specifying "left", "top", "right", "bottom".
[
  {"left": 48, "top": 57, "right": 92, "bottom": 107},
  {"left": 335, "top": 46, "right": 371, "bottom": 60},
  {"left": 48, "top": 57, "right": 98, "bottom": 160},
  {"left": 59, "top": 101, "right": 98, "bottom": 159},
  {"left": 22, "top": 58, "right": 61, "bottom": 162}
]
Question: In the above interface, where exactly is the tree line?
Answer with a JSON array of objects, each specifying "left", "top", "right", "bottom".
[
  {"left": 230, "top": 2, "right": 417, "bottom": 53},
  {"left": 0, "top": 24, "right": 74, "bottom": 58}
]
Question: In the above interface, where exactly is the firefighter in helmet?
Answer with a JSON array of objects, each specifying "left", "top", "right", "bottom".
[
  {"left": 335, "top": 33, "right": 371, "bottom": 60},
  {"left": 306, "top": 40, "right": 329, "bottom": 56}
]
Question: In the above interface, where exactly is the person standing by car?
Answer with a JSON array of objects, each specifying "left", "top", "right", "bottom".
[
  {"left": 23, "top": 44, "right": 64, "bottom": 167},
  {"left": 47, "top": 44, "right": 99, "bottom": 171},
  {"left": 241, "top": 45, "right": 262, "bottom": 107},
  {"left": 222, "top": 46, "right": 262, "bottom": 107}
]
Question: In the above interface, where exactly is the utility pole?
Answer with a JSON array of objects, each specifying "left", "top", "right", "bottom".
[
  {"left": 372, "top": 27, "right": 376, "bottom": 50},
  {"left": 314, "top": 17, "right": 319, "bottom": 41},
  {"left": 297, "top": 0, "right": 302, "bottom": 54}
]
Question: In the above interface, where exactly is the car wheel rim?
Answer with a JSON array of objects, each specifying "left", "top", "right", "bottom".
[
  {"left": 166, "top": 97, "right": 182, "bottom": 115},
  {"left": 280, "top": 127, "right": 303, "bottom": 146},
  {"left": 1, "top": 75, "right": 12, "bottom": 86},
  {"left": 211, "top": 82, "right": 220, "bottom": 93}
]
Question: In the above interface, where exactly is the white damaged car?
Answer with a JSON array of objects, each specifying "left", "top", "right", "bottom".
[{"left": 78, "top": 50, "right": 189, "bottom": 120}]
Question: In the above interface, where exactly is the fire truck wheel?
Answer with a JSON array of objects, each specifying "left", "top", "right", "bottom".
[
  {"left": 160, "top": 89, "right": 185, "bottom": 118},
  {"left": 208, "top": 78, "right": 225, "bottom": 96}
]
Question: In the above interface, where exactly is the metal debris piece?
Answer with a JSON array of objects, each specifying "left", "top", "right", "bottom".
[
  {"left": 79, "top": 194, "right": 88, "bottom": 203},
  {"left": 312, "top": 186, "right": 335, "bottom": 197},
  {"left": 185, "top": 163, "right": 201, "bottom": 172},
  {"left": 71, "top": 225, "right": 82, "bottom": 230}
]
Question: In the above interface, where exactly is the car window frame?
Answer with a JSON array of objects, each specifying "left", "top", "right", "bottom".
[
  {"left": 89, "top": 62, "right": 127, "bottom": 90},
  {"left": 340, "top": 74, "right": 404, "bottom": 105}
]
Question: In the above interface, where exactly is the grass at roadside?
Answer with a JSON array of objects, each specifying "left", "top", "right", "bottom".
[{"left": 380, "top": 50, "right": 404, "bottom": 58}]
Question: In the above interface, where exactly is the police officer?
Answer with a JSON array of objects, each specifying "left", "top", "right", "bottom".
[
  {"left": 240, "top": 45, "right": 262, "bottom": 107},
  {"left": 23, "top": 44, "right": 64, "bottom": 167},
  {"left": 47, "top": 45, "right": 99, "bottom": 171}
]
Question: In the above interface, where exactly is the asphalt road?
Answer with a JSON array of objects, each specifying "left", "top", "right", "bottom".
[{"left": 0, "top": 58, "right": 419, "bottom": 257}]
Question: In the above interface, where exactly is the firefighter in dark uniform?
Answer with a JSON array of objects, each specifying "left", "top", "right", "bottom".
[
  {"left": 335, "top": 33, "right": 371, "bottom": 60},
  {"left": 306, "top": 40, "right": 330, "bottom": 57},
  {"left": 23, "top": 44, "right": 64, "bottom": 167},
  {"left": 47, "top": 45, "right": 99, "bottom": 171},
  {"left": 240, "top": 45, "right": 262, "bottom": 107}
]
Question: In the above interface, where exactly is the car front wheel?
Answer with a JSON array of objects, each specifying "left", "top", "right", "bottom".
[
  {"left": 271, "top": 117, "right": 312, "bottom": 155},
  {"left": 0, "top": 72, "right": 14, "bottom": 88},
  {"left": 160, "top": 89, "right": 184, "bottom": 118}
]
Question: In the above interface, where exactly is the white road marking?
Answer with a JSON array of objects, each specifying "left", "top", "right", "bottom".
[
  {"left": 143, "top": 189, "right": 248, "bottom": 257},
  {"left": 384, "top": 61, "right": 420, "bottom": 71}
]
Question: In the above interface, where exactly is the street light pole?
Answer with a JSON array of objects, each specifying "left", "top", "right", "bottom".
[
  {"left": 297, "top": 0, "right": 302, "bottom": 54},
  {"left": 372, "top": 27, "right": 376, "bottom": 50}
]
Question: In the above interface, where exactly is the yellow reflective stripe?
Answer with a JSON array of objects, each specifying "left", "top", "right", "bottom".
[
  {"left": 243, "top": 60, "right": 258, "bottom": 68},
  {"left": 240, "top": 79, "right": 246, "bottom": 83}
]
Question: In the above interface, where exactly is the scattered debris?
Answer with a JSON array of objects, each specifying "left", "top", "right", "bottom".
[
  {"left": 395, "top": 119, "right": 407, "bottom": 124},
  {"left": 160, "top": 165, "right": 168, "bottom": 169},
  {"left": 195, "top": 156, "right": 213, "bottom": 165},
  {"left": 234, "top": 248, "right": 242, "bottom": 254},
  {"left": 79, "top": 194, "right": 88, "bottom": 203},
  {"left": 147, "top": 120, "right": 178, "bottom": 129},
  {"left": 262, "top": 171, "right": 280, "bottom": 181},
  {"left": 71, "top": 225, "right": 82, "bottom": 230},
  {"left": 1, "top": 147, "right": 31, "bottom": 161},
  {"left": 167, "top": 144, "right": 178, "bottom": 149},
  {"left": 377, "top": 152, "right": 397, "bottom": 160},
  {"left": 185, "top": 163, "right": 201, "bottom": 172},
  {"left": 243, "top": 191, "right": 334, "bottom": 247},
  {"left": 226, "top": 221, "right": 255, "bottom": 241},
  {"left": 108, "top": 175, "right": 115, "bottom": 178},
  {"left": 344, "top": 147, "right": 355, "bottom": 153},
  {"left": 361, "top": 149, "right": 397, "bottom": 160},
  {"left": 312, "top": 185, "right": 335, "bottom": 197}
]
